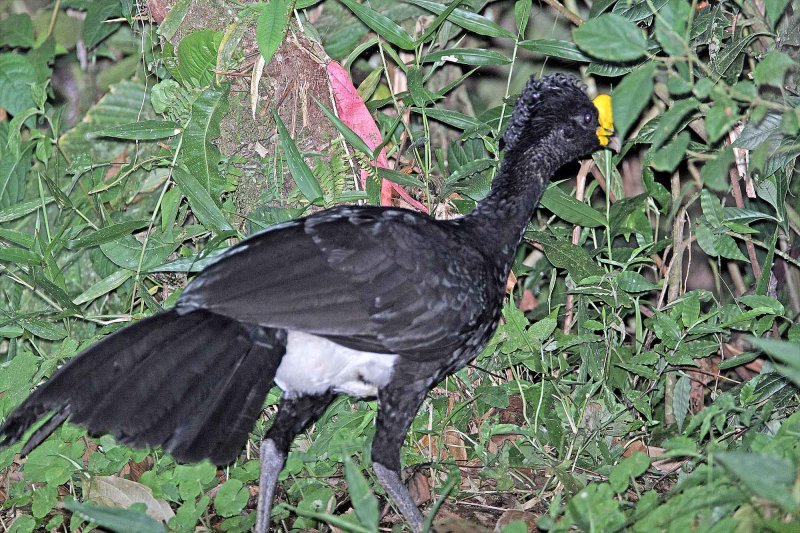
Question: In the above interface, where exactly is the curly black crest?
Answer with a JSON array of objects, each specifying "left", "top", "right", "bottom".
[{"left": 503, "top": 74, "right": 588, "bottom": 152}]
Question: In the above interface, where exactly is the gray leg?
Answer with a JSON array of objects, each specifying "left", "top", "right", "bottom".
[
  {"left": 254, "top": 392, "right": 336, "bottom": 532},
  {"left": 371, "top": 377, "right": 432, "bottom": 533},
  {"left": 373, "top": 462, "right": 425, "bottom": 532},
  {"left": 255, "top": 439, "right": 285, "bottom": 533}
]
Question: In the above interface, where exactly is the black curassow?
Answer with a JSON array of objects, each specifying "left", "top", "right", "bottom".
[{"left": 0, "top": 74, "right": 614, "bottom": 532}]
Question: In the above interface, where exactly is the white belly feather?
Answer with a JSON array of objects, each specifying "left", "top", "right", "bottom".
[{"left": 274, "top": 331, "right": 398, "bottom": 398}]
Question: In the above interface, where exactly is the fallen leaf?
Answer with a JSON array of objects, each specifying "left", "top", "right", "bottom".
[{"left": 85, "top": 475, "right": 174, "bottom": 523}]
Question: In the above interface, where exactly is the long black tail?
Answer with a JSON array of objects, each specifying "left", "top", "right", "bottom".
[{"left": 0, "top": 309, "right": 286, "bottom": 465}]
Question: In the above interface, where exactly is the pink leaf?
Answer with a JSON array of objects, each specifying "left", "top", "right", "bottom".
[{"left": 327, "top": 61, "right": 427, "bottom": 212}]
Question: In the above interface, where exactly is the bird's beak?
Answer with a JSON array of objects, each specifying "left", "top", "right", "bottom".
[{"left": 592, "top": 94, "right": 618, "bottom": 151}]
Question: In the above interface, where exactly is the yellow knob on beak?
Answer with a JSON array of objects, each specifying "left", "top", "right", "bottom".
[{"left": 592, "top": 94, "right": 617, "bottom": 149}]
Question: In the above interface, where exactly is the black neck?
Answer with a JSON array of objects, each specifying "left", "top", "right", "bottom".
[{"left": 457, "top": 131, "right": 566, "bottom": 268}]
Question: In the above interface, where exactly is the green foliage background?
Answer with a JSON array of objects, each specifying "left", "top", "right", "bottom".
[{"left": 0, "top": 0, "right": 799, "bottom": 531}]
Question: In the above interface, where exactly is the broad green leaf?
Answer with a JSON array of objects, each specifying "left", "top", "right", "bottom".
[
  {"left": 609, "top": 452, "right": 650, "bottom": 493},
  {"left": 612, "top": 0, "right": 668, "bottom": 21},
  {"left": 616, "top": 271, "right": 659, "bottom": 293},
  {"left": 0, "top": 53, "right": 36, "bottom": 115},
  {"left": 764, "top": 0, "right": 791, "bottom": 28},
  {"left": 64, "top": 500, "right": 166, "bottom": 533},
  {"left": 173, "top": 165, "right": 233, "bottom": 232},
  {"left": 0, "top": 142, "right": 33, "bottom": 209},
  {"left": 92, "top": 120, "right": 182, "bottom": 140},
  {"left": 612, "top": 63, "right": 655, "bottom": 141},
  {"left": 404, "top": 0, "right": 515, "bottom": 39},
  {"left": 540, "top": 185, "right": 606, "bottom": 227},
  {"left": 573, "top": 13, "right": 647, "bottom": 61},
  {"left": 705, "top": 96, "right": 738, "bottom": 143},
  {"left": 700, "top": 147, "right": 734, "bottom": 192},
  {"left": 0, "top": 14, "right": 35, "bottom": 48},
  {"left": 715, "top": 452, "right": 797, "bottom": 512},
  {"left": 424, "top": 48, "right": 511, "bottom": 66},
  {"left": 655, "top": 0, "right": 690, "bottom": 56},
  {"left": 649, "top": 98, "right": 699, "bottom": 149},
  {"left": 256, "top": 0, "right": 292, "bottom": 67},
  {"left": 753, "top": 51, "right": 795, "bottom": 87},
  {"left": 344, "top": 460, "right": 379, "bottom": 529},
  {"left": 274, "top": 111, "right": 324, "bottom": 203},
  {"left": 518, "top": 39, "right": 592, "bottom": 62},
  {"left": 176, "top": 30, "right": 223, "bottom": 87},
  {"left": 673, "top": 375, "right": 690, "bottom": 430},
  {"left": 567, "top": 484, "right": 626, "bottom": 532},
  {"left": 339, "top": 0, "right": 416, "bottom": 50},
  {"left": 83, "top": 0, "right": 120, "bottom": 49},
  {"left": 181, "top": 85, "right": 230, "bottom": 196},
  {"left": 528, "top": 230, "right": 604, "bottom": 282},
  {"left": 700, "top": 189, "right": 724, "bottom": 227},
  {"left": 651, "top": 131, "right": 690, "bottom": 173},
  {"left": 214, "top": 479, "right": 249, "bottom": 518}
]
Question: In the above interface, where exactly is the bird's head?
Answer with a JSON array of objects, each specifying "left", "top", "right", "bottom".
[{"left": 502, "top": 74, "right": 617, "bottom": 160}]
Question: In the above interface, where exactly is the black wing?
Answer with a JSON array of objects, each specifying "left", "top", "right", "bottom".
[{"left": 178, "top": 206, "right": 493, "bottom": 360}]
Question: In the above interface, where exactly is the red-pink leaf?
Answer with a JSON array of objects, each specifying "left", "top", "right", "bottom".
[{"left": 326, "top": 61, "right": 427, "bottom": 212}]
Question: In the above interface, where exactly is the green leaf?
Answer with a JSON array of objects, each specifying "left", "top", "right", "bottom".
[
  {"left": 64, "top": 500, "right": 166, "bottom": 533},
  {"left": 173, "top": 165, "right": 233, "bottom": 232},
  {"left": 612, "top": 0, "right": 669, "bottom": 22},
  {"left": 92, "top": 120, "right": 182, "bottom": 141},
  {"left": 655, "top": 0, "right": 690, "bottom": 56},
  {"left": 715, "top": 452, "right": 797, "bottom": 512},
  {"left": 700, "top": 147, "right": 734, "bottom": 192},
  {"left": 609, "top": 452, "right": 650, "bottom": 493},
  {"left": 514, "top": 0, "right": 532, "bottom": 35},
  {"left": 376, "top": 168, "right": 426, "bottom": 188},
  {"left": 700, "top": 189, "right": 724, "bottom": 227},
  {"left": 651, "top": 131, "right": 690, "bottom": 173},
  {"left": 344, "top": 460, "right": 379, "bottom": 529},
  {"left": 19, "top": 318, "right": 68, "bottom": 341},
  {"left": 616, "top": 271, "right": 659, "bottom": 293},
  {"left": 313, "top": 96, "right": 374, "bottom": 157},
  {"left": 424, "top": 48, "right": 511, "bottom": 66},
  {"left": 176, "top": 30, "right": 223, "bottom": 87},
  {"left": 753, "top": 51, "right": 796, "bottom": 87},
  {"left": 528, "top": 230, "right": 604, "bottom": 282},
  {"left": 673, "top": 375, "right": 690, "bottom": 430},
  {"left": 256, "top": 0, "right": 292, "bottom": 66},
  {"left": 421, "top": 108, "right": 482, "bottom": 130},
  {"left": 274, "top": 111, "right": 324, "bottom": 203},
  {"left": 181, "top": 85, "right": 230, "bottom": 196},
  {"left": 764, "top": 0, "right": 791, "bottom": 28},
  {"left": 0, "top": 14, "right": 35, "bottom": 48},
  {"left": 705, "top": 97, "right": 738, "bottom": 143},
  {"left": 404, "top": 0, "right": 515, "bottom": 39},
  {"left": 0, "top": 142, "right": 33, "bottom": 209},
  {"left": 572, "top": 13, "right": 647, "bottom": 61},
  {"left": 612, "top": 63, "right": 655, "bottom": 141},
  {"left": 214, "top": 479, "right": 249, "bottom": 518},
  {"left": 540, "top": 185, "right": 606, "bottom": 227},
  {"left": 67, "top": 220, "right": 152, "bottom": 249},
  {"left": 0, "top": 197, "right": 53, "bottom": 223},
  {"left": 0, "top": 53, "right": 36, "bottom": 116},
  {"left": 339, "top": 0, "right": 416, "bottom": 50},
  {"left": 158, "top": 0, "right": 192, "bottom": 40},
  {"left": 73, "top": 270, "right": 133, "bottom": 306},
  {"left": 0, "top": 246, "right": 41, "bottom": 266},
  {"left": 83, "top": 0, "right": 120, "bottom": 49},
  {"left": 649, "top": 98, "right": 699, "bottom": 149},
  {"left": 517, "top": 39, "right": 592, "bottom": 62}
]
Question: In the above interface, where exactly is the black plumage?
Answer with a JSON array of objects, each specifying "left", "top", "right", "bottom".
[{"left": 0, "top": 74, "right": 613, "bottom": 532}]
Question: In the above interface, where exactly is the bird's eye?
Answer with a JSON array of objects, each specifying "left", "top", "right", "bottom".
[{"left": 582, "top": 112, "right": 593, "bottom": 125}]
